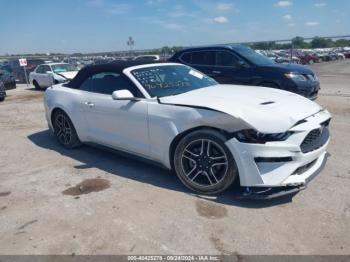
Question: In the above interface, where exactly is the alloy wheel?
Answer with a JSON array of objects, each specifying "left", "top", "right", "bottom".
[
  {"left": 54, "top": 114, "right": 72, "bottom": 145},
  {"left": 181, "top": 139, "right": 228, "bottom": 188}
]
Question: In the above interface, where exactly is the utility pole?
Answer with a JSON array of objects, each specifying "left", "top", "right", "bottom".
[{"left": 127, "top": 36, "right": 135, "bottom": 56}]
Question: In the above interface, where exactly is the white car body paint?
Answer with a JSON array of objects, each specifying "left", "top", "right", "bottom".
[
  {"left": 57, "top": 71, "right": 78, "bottom": 79},
  {"left": 159, "top": 84, "right": 322, "bottom": 133},
  {"left": 44, "top": 63, "right": 331, "bottom": 188}
]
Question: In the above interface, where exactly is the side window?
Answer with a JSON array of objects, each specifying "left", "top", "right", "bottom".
[
  {"left": 91, "top": 72, "right": 123, "bottom": 95},
  {"left": 191, "top": 51, "right": 215, "bottom": 66},
  {"left": 42, "top": 65, "right": 51, "bottom": 73},
  {"left": 180, "top": 52, "right": 192, "bottom": 64},
  {"left": 216, "top": 51, "right": 239, "bottom": 67},
  {"left": 79, "top": 77, "right": 94, "bottom": 92},
  {"left": 36, "top": 66, "right": 43, "bottom": 73},
  {"left": 79, "top": 72, "right": 142, "bottom": 97}
]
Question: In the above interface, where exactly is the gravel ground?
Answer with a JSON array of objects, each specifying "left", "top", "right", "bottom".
[{"left": 0, "top": 60, "right": 349, "bottom": 255}]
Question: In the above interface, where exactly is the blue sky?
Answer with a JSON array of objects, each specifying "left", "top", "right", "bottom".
[{"left": 0, "top": 0, "right": 349, "bottom": 54}]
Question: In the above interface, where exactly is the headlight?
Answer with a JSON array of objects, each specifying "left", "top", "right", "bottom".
[
  {"left": 284, "top": 72, "right": 307, "bottom": 81},
  {"left": 235, "top": 129, "right": 294, "bottom": 144}
]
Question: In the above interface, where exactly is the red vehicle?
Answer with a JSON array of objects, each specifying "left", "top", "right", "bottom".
[
  {"left": 294, "top": 52, "right": 320, "bottom": 65},
  {"left": 342, "top": 50, "right": 350, "bottom": 58}
]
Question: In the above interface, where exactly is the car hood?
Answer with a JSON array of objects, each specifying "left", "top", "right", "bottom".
[
  {"left": 54, "top": 71, "right": 78, "bottom": 80},
  {"left": 262, "top": 63, "right": 314, "bottom": 74},
  {"left": 159, "top": 85, "right": 322, "bottom": 133}
]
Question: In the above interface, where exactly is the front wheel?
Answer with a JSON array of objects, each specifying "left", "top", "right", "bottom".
[
  {"left": 33, "top": 80, "right": 41, "bottom": 90},
  {"left": 174, "top": 129, "right": 238, "bottom": 195}
]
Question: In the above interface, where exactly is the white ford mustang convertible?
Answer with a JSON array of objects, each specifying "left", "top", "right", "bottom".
[{"left": 44, "top": 62, "right": 331, "bottom": 198}]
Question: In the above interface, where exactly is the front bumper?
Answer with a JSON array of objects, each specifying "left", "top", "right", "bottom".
[
  {"left": 4, "top": 81, "right": 16, "bottom": 90},
  {"left": 236, "top": 152, "right": 328, "bottom": 199},
  {"left": 296, "top": 81, "right": 320, "bottom": 100},
  {"left": 225, "top": 110, "right": 331, "bottom": 190}
]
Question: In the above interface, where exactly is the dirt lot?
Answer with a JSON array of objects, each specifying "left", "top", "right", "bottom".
[{"left": 0, "top": 60, "right": 349, "bottom": 255}]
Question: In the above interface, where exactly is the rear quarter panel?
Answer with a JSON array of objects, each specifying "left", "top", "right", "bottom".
[{"left": 44, "top": 85, "right": 89, "bottom": 141}]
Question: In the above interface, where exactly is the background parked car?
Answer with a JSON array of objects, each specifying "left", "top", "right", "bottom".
[
  {"left": 8, "top": 59, "right": 45, "bottom": 83},
  {"left": 0, "top": 64, "right": 16, "bottom": 90},
  {"left": 294, "top": 51, "right": 319, "bottom": 64},
  {"left": 170, "top": 45, "right": 320, "bottom": 99},
  {"left": 29, "top": 63, "right": 78, "bottom": 90},
  {"left": 342, "top": 50, "right": 350, "bottom": 58},
  {"left": 328, "top": 51, "right": 340, "bottom": 61},
  {"left": 133, "top": 55, "right": 160, "bottom": 62},
  {"left": 0, "top": 69, "right": 16, "bottom": 90},
  {"left": 0, "top": 79, "right": 6, "bottom": 102},
  {"left": 275, "top": 51, "right": 301, "bottom": 64},
  {"left": 336, "top": 52, "right": 346, "bottom": 60}
]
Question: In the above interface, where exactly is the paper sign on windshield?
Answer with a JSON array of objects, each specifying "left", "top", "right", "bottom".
[{"left": 189, "top": 70, "right": 204, "bottom": 79}]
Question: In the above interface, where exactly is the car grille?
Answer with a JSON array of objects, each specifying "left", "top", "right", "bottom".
[
  {"left": 292, "top": 159, "right": 317, "bottom": 175},
  {"left": 300, "top": 121, "right": 330, "bottom": 153}
]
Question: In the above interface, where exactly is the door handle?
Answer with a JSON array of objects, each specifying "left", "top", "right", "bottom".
[
  {"left": 212, "top": 70, "right": 221, "bottom": 74},
  {"left": 84, "top": 101, "right": 95, "bottom": 107}
]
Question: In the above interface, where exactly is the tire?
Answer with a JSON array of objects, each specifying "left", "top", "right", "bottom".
[
  {"left": 52, "top": 110, "right": 81, "bottom": 149},
  {"left": 309, "top": 59, "right": 314, "bottom": 64},
  {"left": 258, "top": 82, "right": 279, "bottom": 89},
  {"left": 0, "top": 97, "right": 4, "bottom": 102},
  {"left": 33, "top": 80, "right": 41, "bottom": 90},
  {"left": 174, "top": 129, "right": 238, "bottom": 195}
]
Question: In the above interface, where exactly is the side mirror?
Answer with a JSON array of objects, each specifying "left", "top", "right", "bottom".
[
  {"left": 112, "top": 90, "right": 135, "bottom": 100},
  {"left": 238, "top": 60, "right": 249, "bottom": 68}
]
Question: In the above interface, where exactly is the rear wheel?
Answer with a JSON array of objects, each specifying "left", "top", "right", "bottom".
[
  {"left": 52, "top": 110, "right": 81, "bottom": 149},
  {"left": 0, "top": 97, "right": 4, "bottom": 102},
  {"left": 174, "top": 129, "right": 238, "bottom": 194}
]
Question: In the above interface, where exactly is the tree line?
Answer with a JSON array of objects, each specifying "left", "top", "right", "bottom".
[{"left": 248, "top": 37, "right": 350, "bottom": 50}]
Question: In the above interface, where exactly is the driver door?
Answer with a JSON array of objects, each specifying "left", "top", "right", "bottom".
[
  {"left": 33, "top": 65, "right": 45, "bottom": 87},
  {"left": 79, "top": 72, "right": 150, "bottom": 157},
  {"left": 41, "top": 65, "right": 54, "bottom": 87}
]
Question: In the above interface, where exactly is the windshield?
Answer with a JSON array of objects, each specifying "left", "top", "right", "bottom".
[
  {"left": 51, "top": 64, "right": 77, "bottom": 73},
  {"left": 234, "top": 46, "right": 275, "bottom": 66},
  {"left": 131, "top": 65, "right": 218, "bottom": 97},
  {"left": 0, "top": 65, "right": 12, "bottom": 73}
]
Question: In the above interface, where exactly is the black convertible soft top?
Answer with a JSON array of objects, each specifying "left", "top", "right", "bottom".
[{"left": 66, "top": 61, "right": 165, "bottom": 89}]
